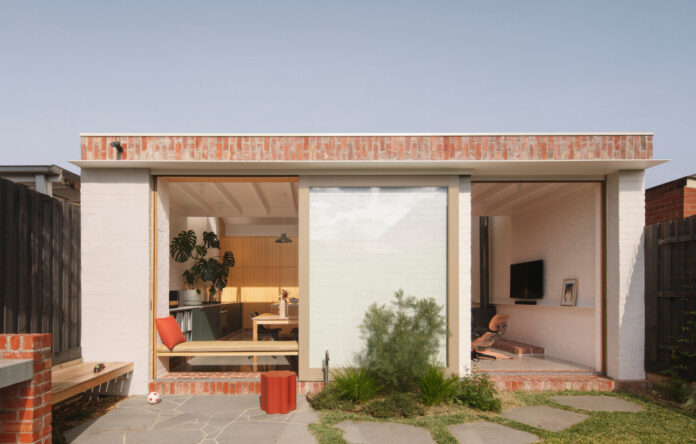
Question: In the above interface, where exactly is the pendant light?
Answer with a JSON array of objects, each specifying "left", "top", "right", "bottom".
[{"left": 275, "top": 217, "right": 292, "bottom": 243}]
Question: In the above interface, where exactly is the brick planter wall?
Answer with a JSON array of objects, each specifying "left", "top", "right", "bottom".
[
  {"left": 148, "top": 372, "right": 323, "bottom": 396},
  {"left": 0, "top": 334, "right": 52, "bottom": 444}
]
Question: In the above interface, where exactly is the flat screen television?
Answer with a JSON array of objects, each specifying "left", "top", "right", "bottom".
[{"left": 510, "top": 260, "right": 544, "bottom": 299}]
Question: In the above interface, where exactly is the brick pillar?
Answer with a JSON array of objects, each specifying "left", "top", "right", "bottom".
[{"left": 0, "top": 334, "right": 52, "bottom": 444}]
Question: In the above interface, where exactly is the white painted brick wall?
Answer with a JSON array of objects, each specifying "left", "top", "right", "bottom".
[
  {"left": 606, "top": 170, "right": 646, "bottom": 380},
  {"left": 308, "top": 187, "right": 449, "bottom": 368},
  {"left": 81, "top": 169, "right": 151, "bottom": 395},
  {"left": 458, "top": 177, "right": 472, "bottom": 376}
]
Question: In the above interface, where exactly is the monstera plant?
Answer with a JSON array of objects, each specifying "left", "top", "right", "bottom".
[{"left": 170, "top": 230, "right": 235, "bottom": 304}]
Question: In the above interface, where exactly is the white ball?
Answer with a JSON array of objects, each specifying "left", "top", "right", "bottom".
[{"left": 147, "top": 392, "right": 161, "bottom": 404}]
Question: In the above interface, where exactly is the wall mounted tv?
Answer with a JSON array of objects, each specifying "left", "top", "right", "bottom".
[{"left": 510, "top": 260, "right": 544, "bottom": 299}]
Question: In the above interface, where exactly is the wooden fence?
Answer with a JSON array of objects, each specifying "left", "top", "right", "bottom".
[
  {"left": 645, "top": 215, "right": 696, "bottom": 374},
  {"left": 0, "top": 177, "right": 81, "bottom": 364}
]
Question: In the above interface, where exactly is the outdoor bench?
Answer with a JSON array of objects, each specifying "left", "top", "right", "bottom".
[
  {"left": 52, "top": 360, "right": 134, "bottom": 404},
  {"left": 156, "top": 340, "right": 299, "bottom": 357}
]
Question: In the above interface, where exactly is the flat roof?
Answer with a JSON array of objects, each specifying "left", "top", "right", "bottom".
[
  {"left": 71, "top": 159, "right": 668, "bottom": 179},
  {"left": 80, "top": 132, "right": 655, "bottom": 137}
]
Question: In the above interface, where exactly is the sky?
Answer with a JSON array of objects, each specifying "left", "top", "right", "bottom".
[{"left": 0, "top": 0, "right": 694, "bottom": 187}]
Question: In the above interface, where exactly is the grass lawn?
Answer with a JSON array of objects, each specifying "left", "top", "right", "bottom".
[{"left": 309, "top": 391, "right": 696, "bottom": 443}]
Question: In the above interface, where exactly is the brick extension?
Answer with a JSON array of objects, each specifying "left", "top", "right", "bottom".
[
  {"left": 81, "top": 134, "right": 653, "bottom": 161},
  {"left": 149, "top": 372, "right": 323, "bottom": 396},
  {"left": 0, "top": 334, "right": 52, "bottom": 444},
  {"left": 645, "top": 175, "right": 696, "bottom": 225}
]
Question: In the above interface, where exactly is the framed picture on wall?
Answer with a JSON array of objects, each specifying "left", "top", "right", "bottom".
[{"left": 561, "top": 279, "right": 578, "bottom": 306}]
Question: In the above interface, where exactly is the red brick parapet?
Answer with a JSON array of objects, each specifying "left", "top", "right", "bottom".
[
  {"left": 81, "top": 134, "right": 653, "bottom": 162},
  {"left": 0, "top": 334, "right": 52, "bottom": 444}
]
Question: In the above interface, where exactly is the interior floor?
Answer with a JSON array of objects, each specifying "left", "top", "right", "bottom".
[{"left": 473, "top": 349, "right": 595, "bottom": 375}]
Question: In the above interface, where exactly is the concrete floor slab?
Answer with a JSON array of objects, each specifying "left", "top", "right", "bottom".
[
  {"left": 501, "top": 406, "right": 587, "bottom": 432},
  {"left": 448, "top": 422, "right": 539, "bottom": 444},
  {"left": 552, "top": 395, "right": 643, "bottom": 412},
  {"left": 336, "top": 421, "right": 435, "bottom": 444}
]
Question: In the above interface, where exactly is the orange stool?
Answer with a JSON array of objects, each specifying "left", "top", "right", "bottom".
[{"left": 260, "top": 370, "right": 297, "bottom": 414}]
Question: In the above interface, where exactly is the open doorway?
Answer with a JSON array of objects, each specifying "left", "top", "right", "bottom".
[
  {"left": 471, "top": 181, "right": 603, "bottom": 375},
  {"left": 160, "top": 177, "right": 299, "bottom": 373}
]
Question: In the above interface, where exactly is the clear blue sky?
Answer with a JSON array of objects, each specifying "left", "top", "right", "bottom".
[{"left": 1, "top": 0, "right": 693, "bottom": 187}]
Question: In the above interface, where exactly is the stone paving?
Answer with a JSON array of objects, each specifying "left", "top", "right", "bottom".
[
  {"left": 448, "top": 422, "right": 539, "bottom": 444},
  {"left": 501, "top": 405, "right": 588, "bottom": 432},
  {"left": 62, "top": 394, "right": 645, "bottom": 443},
  {"left": 64, "top": 395, "right": 319, "bottom": 444},
  {"left": 552, "top": 395, "right": 644, "bottom": 412}
]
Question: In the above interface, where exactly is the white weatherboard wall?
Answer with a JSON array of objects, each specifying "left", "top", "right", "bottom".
[
  {"left": 308, "top": 187, "right": 448, "bottom": 368},
  {"left": 606, "top": 171, "right": 646, "bottom": 380},
  {"left": 81, "top": 169, "right": 151, "bottom": 395},
  {"left": 488, "top": 185, "right": 602, "bottom": 369}
]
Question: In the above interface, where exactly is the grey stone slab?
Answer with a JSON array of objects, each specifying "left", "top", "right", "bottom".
[
  {"left": 64, "top": 419, "right": 99, "bottom": 442},
  {"left": 151, "top": 412, "right": 212, "bottom": 430},
  {"left": 125, "top": 430, "right": 206, "bottom": 444},
  {"left": 116, "top": 396, "right": 189, "bottom": 412},
  {"left": 286, "top": 408, "right": 320, "bottom": 425},
  {"left": 336, "top": 421, "right": 435, "bottom": 444},
  {"left": 449, "top": 422, "right": 539, "bottom": 444},
  {"left": 69, "top": 431, "right": 125, "bottom": 444},
  {"left": 217, "top": 421, "right": 317, "bottom": 443},
  {"left": 74, "top": 411, "right": 160, "bottom": 433},
  {"left": 552, "top": 395, "right": 643, "bottom": 412},
  {"left": 502, "top": 406, "right": 587, "bottom": 432},
  {"left": 178, "top": 394, "right": 259, "bottom": 412}
]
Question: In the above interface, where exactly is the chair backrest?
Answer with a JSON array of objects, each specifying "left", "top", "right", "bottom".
[
  {"left": 475, "top": 332, "right": 498, "bottom": 348},
  {"left": 488, "top": 314, "right": 510, "bottom": 336}
]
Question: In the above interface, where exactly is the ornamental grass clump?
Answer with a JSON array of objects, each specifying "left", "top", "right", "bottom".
[
  {"left": 419, "top": 364, "right": 459, "bottom": 406},
  {"left": 358, "top": 290, "right": 447, "bottom": 392},
  {"left": 332, "top": 367, "right": 381, "bottom": 404}
]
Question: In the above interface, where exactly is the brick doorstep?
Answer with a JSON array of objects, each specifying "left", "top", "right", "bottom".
[
  {"left": 485, "top": 374, "right": 651, "bottom": 392},
  {"left": 149, "top": 372, "right": 323, "bottom": 395}
]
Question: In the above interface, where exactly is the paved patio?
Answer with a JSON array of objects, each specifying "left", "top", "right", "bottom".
[{"left": 63, "top": 394, "right": 645, "bottom": 443}]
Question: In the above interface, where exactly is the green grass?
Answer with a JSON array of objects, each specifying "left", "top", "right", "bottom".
[{"left": 309, "top": 391, "right": 696, "bottom": 444}]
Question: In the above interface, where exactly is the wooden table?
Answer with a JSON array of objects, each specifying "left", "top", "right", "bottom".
[{"left": 253, "top": 313, "right": 298, "bottom": 341}]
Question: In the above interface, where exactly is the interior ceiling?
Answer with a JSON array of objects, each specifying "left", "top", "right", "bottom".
[
  {"left": 170, "top": 181, "right": 298, "bottom": 220},
  {"left": 472, "top": 182, "right": 595, "bottom": 216}
]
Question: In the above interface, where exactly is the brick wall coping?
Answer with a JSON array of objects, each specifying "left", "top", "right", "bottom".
[
  {"left": 80, "top": 132, "right": 654, "bottom": 137},
  {"left": 80, "top": 133, "right": 655, "bottom": 162},
  {"left": 0, "top": 359, "right": 33, "bottom": 389}
]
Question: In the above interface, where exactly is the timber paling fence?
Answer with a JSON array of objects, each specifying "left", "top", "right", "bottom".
[
  {"left": 645, "top": 215, "right": 696, "bottom": 374},
  {"left": 0, "top": 177, "right": 81, "bottom": 364}
]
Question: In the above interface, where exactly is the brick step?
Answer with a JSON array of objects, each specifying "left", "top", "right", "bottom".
[
  {"left": 493, "top": 338, "right": 544, "bottom": 355},
  {"left": 149, "top": 372, "right": 323, "bottom": 396},
  {"left": 487, "top": 374, "right": 614, "bottom": 392}
]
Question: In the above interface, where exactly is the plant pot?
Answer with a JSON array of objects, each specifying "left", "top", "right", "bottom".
[{"left": 183, "top": 289, "right": 202, "bottom": 306}]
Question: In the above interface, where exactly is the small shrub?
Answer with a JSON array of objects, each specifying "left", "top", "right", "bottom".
[
  {"left": 656, "top": 376, "right": 689, "bottom": 403},
  {"left": 453, "top": 374, "right": 501, "bottom": 412},
  {"left": 419, "top": 365, "right": 458, "bottom": 406},
  {"left": 363, "top": 392, "right": 425, "bottom": 418},
  {"left": 309, "top": 385, "right": 355, "bottom": 410},
  {"left": 684, "top": 386, "right": 696, "bottom": 416},
  {"left": 358, "top": 290, "right": 447, "bottom": 391},
  {"left": 332, "top": 367, "right": 381, "bottom": 404}
]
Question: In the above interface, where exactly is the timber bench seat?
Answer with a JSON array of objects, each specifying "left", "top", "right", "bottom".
[
  {"left": 52, "top": 360, "right": 134, "bottom": 404},
  {"left": 156, "top": 340, "right": 299, "bottom": 357}
]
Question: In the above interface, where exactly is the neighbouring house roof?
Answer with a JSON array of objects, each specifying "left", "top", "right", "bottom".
[{"left": 0, "top": 164, "right": 80, "bottom": 204}]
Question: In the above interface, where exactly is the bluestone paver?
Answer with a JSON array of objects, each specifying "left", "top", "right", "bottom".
[
  {"left": 552, "top": 395, "right": 643, "bottom": 412},
  {"left": 64, "top": 394, "right": 319, "bottom": 443},
  {"left": 336, "top": 421, "right": 435, "bottom": 444},
  {"left": 501, "top": 405, "right": 588, "bottom": 432},
  {"left": 449, "top": 422, "right": 539, "bottom": 444}
]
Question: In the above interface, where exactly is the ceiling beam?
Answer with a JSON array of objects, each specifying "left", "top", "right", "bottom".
[
  {"left": 212, "top": 183, "right": 243, "bottom": 215},
  {"left": 485, "top": 183, "right": 556, "bottom": 215},
  {"left": 177, "top": 183, "right": 217, "bottom": 215},
  {"left": 471, "top": 183, "right": 515, "bottom": 206},
  {"left": 251, "top": 183, "right": 271, "bottom": 216},
  {"left": 289, "top": 182, "right": 298, "bottom": 216}
]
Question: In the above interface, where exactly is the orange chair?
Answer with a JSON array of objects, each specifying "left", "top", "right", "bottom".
[{"left": 471, "top": 314, "right": 510, "bottom": 361}]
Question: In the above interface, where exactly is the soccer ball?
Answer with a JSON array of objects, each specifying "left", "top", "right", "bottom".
[{"left": 147, "top": 392, "right": 161, "bottom": 404}]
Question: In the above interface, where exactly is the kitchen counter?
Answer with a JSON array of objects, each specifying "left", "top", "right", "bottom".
[{"left": 170, "top": 302, "right": 237, "bottom": 313}]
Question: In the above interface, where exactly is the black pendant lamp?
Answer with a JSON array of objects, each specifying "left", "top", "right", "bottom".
[{"left": 275, "top": 217, "right": 293, "bottom": 243}]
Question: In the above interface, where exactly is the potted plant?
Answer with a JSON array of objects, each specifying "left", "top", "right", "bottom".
[{"left": 170, "top": 230, "right": 235, "bottom": 306}]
